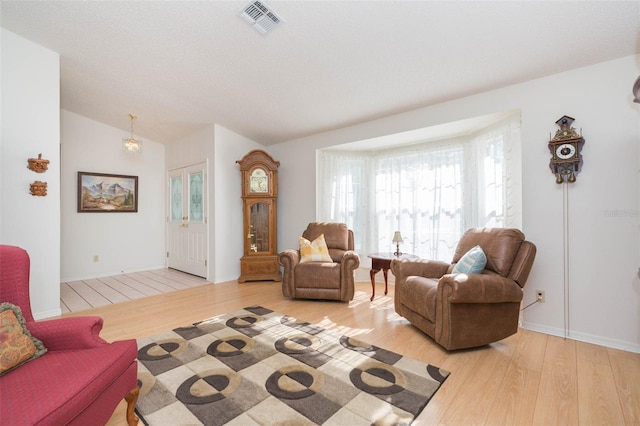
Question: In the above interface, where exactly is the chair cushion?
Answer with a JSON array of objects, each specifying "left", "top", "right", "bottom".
[
  {"left": 403, "top": 276, "right": 439, "bottom": 322},
  {"left": 0, "top": 303, "right": 47, "bottom": 375},
  {"left": 294, "top": 262, "right": 341, "bottom": 289},
  {"left": 452, "top": 228, "right": 524, "bottom": 276},
  {"left": 303, "top": 222, "right": 349, "bottom": 251},
  {"left": 451, "top": 245, "right": 487, "bottom": 274},
  {"left": 298, "top": 234, "right": 333, "bottom": 263},
  {"left": 0, "top": 339, "right": 137, "bottom": 425}
]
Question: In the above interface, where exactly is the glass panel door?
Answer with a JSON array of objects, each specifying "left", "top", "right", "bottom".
[
  {"left": 167, "top": 163, "right": 208, "bottom": 277},
  {"left": 170, "top": 175, "right": 183, "bottom": 222},
  {"left": 189, "top": 171, "right": 203, "bottom": 222}
]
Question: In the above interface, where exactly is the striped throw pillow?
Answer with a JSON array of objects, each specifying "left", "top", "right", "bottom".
[{"left": 452, "top": 245, "right": 487, "bottom": 274}]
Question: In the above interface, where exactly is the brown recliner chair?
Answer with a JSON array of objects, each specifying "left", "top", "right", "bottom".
[
  {"left": 278, "top": 222, "right": 360, "bottom": 301},
  {"left": 391, "top": 228, "right": 536, "bottom": 350}
]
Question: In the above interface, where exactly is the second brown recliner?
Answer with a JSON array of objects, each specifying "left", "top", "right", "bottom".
[
  {"left": 278, "top": 222, "right": 360, "bottom": 301},
  {"left": 391, "top": 228, "right": 536, "bottom": 350}
]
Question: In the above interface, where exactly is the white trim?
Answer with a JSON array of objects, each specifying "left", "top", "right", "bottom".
[
  {"left": 33, "top": 308, "right": 63, "bottom": 320},
  {"left": 61, "top": 264, "right": 168, "bottom": 283},
  {"left": 522, "top": 322, "right": 640, "bottom": 354}
]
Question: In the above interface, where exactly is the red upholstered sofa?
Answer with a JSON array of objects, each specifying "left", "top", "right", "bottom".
[{"left": 0, "top": 245, "right": 139, "bottom": 425}]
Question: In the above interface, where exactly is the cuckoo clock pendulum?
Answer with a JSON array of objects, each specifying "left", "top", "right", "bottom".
[{"left": 548, "top": 115, "right": 585, "bottom": 339}]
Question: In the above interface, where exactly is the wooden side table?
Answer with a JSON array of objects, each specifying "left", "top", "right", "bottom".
[{"left": 368, "top": 252, "right": 419, "bottom": 301}]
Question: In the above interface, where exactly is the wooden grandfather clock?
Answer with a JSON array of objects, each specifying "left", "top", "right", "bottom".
[{"left": 236, "top": 150, "right": 281, "bottom": 283}]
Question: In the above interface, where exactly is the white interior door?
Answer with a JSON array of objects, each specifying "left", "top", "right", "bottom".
[{"left": 167, "top": 163, "right": 208, "bottom": 277}]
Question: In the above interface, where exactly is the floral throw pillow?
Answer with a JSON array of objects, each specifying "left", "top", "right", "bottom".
[{"left": 0, "top": 302, "right": 47, "bottom": 376}]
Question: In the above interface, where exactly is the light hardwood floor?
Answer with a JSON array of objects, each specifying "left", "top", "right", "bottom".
[{"left": 60, "top": 279, "right": 640, "bottom": 426}]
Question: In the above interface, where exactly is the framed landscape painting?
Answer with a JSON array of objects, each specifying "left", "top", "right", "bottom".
[{"left": 78, "top": 171, "right": 138, "bottom": 212}]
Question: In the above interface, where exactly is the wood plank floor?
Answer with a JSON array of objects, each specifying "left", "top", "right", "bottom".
[
  {"left": 60, "top": 268, "right": 209, "bottom": 313},
  {"left": 57, "top": 278, "right": 640, "bottom": 426}
]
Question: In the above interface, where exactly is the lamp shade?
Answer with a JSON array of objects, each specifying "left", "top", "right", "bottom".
[{"left": 392, "top": 231, "right": 403, "bottom": 244}]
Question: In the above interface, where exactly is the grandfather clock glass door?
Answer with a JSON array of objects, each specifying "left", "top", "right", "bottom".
[
  {"left": 249, "top": 203, "right": 269, "bottom": 253},
  {"left": 168, "top": 163, "right": 207, "bottom": 278},
  {"left": 248, "top": 201, "right": 271, "bottom": 254}
]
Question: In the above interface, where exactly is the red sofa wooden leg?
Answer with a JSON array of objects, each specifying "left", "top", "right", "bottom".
[{"left": 125, "top": 386, "right": 140, "bottom": 426}]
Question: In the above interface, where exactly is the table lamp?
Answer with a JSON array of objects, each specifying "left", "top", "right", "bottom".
[{"left": 392, "top": 231, "right": 403, "bottom": 256}]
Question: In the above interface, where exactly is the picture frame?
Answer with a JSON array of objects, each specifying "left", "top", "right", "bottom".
[{"left": 77, "top": 171, "right": 138, "bottom": 213}]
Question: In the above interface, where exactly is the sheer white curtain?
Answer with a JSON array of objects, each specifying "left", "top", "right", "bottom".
[
  {"left": 316, "top": 151, "right": 368, "bottom": 251},
  {"left": 317, "top": 115, "right": 521, "bottom": 262}
]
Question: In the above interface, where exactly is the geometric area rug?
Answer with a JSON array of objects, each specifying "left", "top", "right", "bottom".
[{"left": 135, "top": 306, "right": 449, "bottom": 425}]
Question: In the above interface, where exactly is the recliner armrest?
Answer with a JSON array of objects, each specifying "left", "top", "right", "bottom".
[
  {"left": 338, "top": 250, "right": 360, "bottom": 302},
  {"left": 27, "top": 316, "right": 108, "bottom": 351},
  {"left": 339, "top": 250, "right": 360, "bottom": 272},
  {"left": 391, "top": 258, "right": 450, "bottom": 281},
  {"left": 438, "top": 273, "right": 523, "bottom": 304},
  {"left": 278, "top": 249, "right": 301, "bottom": 298},
  {"left": 278, "top": 249, "right": 300, "bottom": 267}
]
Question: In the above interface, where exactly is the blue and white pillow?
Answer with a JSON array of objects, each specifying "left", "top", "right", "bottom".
[{"left": 452, "top": 245, "right": 487, "bottom": 274}]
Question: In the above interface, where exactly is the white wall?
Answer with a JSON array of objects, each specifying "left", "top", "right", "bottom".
[
  {"left": 3, "top": 27, "right": 638, "bottom": 351},
  {"left": 271, "top": 55, "right": 640, "bottom": 353},
  {"left": 61, "top": 111, "right": 166, "bottom": 281},
  {"left": 213, "top": 125, "right": 263, "bottom": 283},
  {"left": 166, "top": 124, "right": 215, "bottom": 280},
  {"left": 61, "top": 113, "right": 262, "bottom": 285},
  {"left": 61, "top": 117, "right": 264, "bottom": 285},
  {"left": 1, "top": 29, "right": 61, "bottom": 319},
  {"left": 166, "top": 124, "right": 262, "bottom": 283}
]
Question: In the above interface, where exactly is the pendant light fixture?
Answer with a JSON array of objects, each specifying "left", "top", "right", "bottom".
[
  {"left": 633, "top": 75, "right": 640, "bottom": 104},
  {"left": 122, "top": 113, "right": 142, "bottom": 153}
]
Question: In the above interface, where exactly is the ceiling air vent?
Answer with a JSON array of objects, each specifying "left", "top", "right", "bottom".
[{"left": 239, "top": 1, "right": 284, "bottom": 35}]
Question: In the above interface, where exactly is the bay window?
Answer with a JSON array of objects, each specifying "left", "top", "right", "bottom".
[{"left": 317, "top": 114, "right": 521, "bottom": 261}]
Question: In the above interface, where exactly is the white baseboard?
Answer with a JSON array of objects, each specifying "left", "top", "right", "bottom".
[
  {"left": 521, "top": 321, "right": 640, "bottom": 354},
  {"left": 34, "top": 307, "right": 62, "bottom": 320},
  {"left": 358, "top": 265, "right": 639, "bottom": 355},
  {"left": 61, "top": 264, "right": 168, "bottom": 282}
]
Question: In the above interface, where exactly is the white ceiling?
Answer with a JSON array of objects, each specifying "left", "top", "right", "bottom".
[{"left": 1, "top": 1, "right": 639, "bottom": 146}]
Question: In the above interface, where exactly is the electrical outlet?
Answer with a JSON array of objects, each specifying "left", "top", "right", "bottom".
[
  {"left": 536, "top": 290, "right": 545, "bottom": 303},
  {"left": 93, "top": 255, "right": 99, "bottom": 262}
]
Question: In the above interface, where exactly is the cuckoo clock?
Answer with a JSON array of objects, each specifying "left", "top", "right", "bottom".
[{"left": 548, "top": 115, "right": 585, "bottom": 184}]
